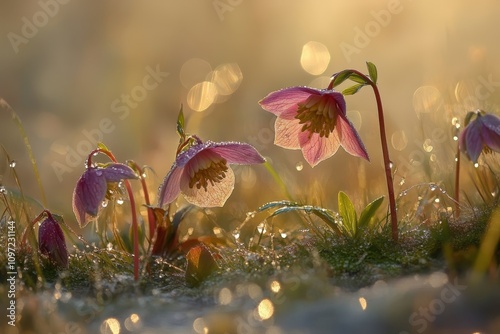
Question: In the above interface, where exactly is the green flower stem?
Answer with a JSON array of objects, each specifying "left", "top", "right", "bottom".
[
  {"left": 89, "top": 148, "right": 140, "bottom": 281},
  {"left": 337, "top": 69, "right": 398, "bottom": 242}
]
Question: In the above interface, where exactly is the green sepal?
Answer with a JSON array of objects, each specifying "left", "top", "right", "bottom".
[
  {"left": 342, "top": 83, "right": 366, "bottom": 96},
  {"left": 366, "top": 62, "right": 378, "bottom": 84},
  {"left": 176, "top": 105, "right": 186, "bottom": 139}
]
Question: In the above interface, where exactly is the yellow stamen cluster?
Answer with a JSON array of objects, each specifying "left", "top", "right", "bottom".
[
  {"left": 188, "top": 157, "right": 228, "bottom": 191},
  {"left": 295, "top": 94, "right": 338, "bottom": 138}
]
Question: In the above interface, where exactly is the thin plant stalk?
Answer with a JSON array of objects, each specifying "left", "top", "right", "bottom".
[
  {"left": 1, "top": 99, "right": 47, "bottom": 207},
  {"left": 88, "top": 148, "right": 140, "bottom": 281},
  {"left": 128, "top": 161, "right": 155, "bottom": 241},
  {"left": 454, "top": 147, "right": 461, "bottom": 218},
  {"left": 329, "top": 70, "right": 398, "bottom": 241}
]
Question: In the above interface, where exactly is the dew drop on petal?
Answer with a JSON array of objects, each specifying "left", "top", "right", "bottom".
[{"left": 295, "top": 162, "right": 304, "bottom": 171}]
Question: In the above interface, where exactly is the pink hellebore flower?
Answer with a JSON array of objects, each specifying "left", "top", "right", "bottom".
[
  {"left": 39, "top": 215, "right": 68, "bottom": 268},
  {"left": 459, "top": 112, "right": 500, "bottom": 163},
  {"left": 72, "top": 163, "right": 138, "bottom": 227},
  {"left": 158, "top": 141, "right": 265, "bottom": 208},
  {"left": 259, "top": 86, "right": 369, "bottom": 167}
]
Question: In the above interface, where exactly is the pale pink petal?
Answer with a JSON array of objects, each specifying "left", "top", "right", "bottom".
[
  {"left": 298, "top": 131, "right": 341, "bottom": 167},
  {"left": 274, "top": 117, "right": 302, "bottom": 149},
  {"left": 180, "top": 167, "right": 235, "bottom": 207},
  {"left": 207, "top": 142, "right": 265, "bottom": 164},
  {"left": 260, "top": 86, "right": 320, "bottom": 120},
  {"left": 158, "top": 166, "right": 184, "bottom": 207},
  {"left": 337, "top": 114, "right": 369, "bottom": 161}
]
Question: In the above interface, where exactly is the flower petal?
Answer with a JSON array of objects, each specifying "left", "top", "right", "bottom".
[
  {"left": 481, "top": 114, "right": 500, "bottom": 153},
  {"left": 206, "top": 141, "right": 265, "bottom": 164},
  {"left": 72, "top": 169, "right": 108, "bottom": 228},
  {"left": 464, "top": 121, "right": 483, "bottom": 162},
  {"left": 39, "top": 216, "right": 68, "bottom": 268},
  {"left": 298, "top": 131, "right": 341, "bottom": 167},
  {"left": 274, "top": 117, "right": 301, "bottom": 149},
  {"left": 158, "top": 165, "right": 184, "bottom": 207},
  {"left": 259, "top": 86, "right": 320, "bottom": 119},
  {"left": 102, "top": 163, "right": 138, "bottom": 182},
  {"left": 180, "top": 166, "right": 235, "bottom": 207},
  {"left": 337, "top": 114, "right": 369, "bottom": 160}
]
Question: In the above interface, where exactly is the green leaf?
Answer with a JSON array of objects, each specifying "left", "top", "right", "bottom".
[
  {"left": 338, "top": 191, "right": 357, "bottom": 237},
  {"left": 358, "top": 196, "right": 384, "bottom": 230},
  {"left": 258, "top": 200, "right": 298, "bottom": 212},
  {"left": 366, "top": 62, "right": 378, "bottom": 84},
  {"left": 176, "top": 105, "right": 185, "bottom": 139},
  {"left": 348, "top": 73, "right": 370, "bottom": 85},
  {"left": 342, "top": 83, "right": 366, "bottom": 96},
  {"left": 97, "top": 142, "right": 110, "bottom": 152},
  {"left": 330, "top": 70, "right": 353, "bottom": 89}
]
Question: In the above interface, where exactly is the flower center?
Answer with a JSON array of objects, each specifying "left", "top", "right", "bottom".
[
  {"left": 187, "top": 151, "right": 228, "bottom": 191},
  {"left": 295, "top": 94, "right": 339, "bottom": 138}
]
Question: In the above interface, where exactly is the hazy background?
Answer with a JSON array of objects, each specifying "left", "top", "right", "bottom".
[{"left": 1, "top": 1, "right": 500, "bottom": 230}]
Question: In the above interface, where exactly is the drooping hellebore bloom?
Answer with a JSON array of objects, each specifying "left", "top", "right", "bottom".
[
  {"left": 259, "top": 86, "right": 369, "bottom": 167},
  {"left": 459, "top": 111, "right": 500, "bottom": 163},
  {"left": 158, "top": 141, "right": 265, "bottom": 208},
  {"left": 39, "top": 214, "right": 68, "bottom": 268},
  {"left": 73, "top": 163, "right": 138, "bottom": 227}
]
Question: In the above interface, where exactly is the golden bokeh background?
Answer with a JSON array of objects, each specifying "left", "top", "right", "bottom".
[{"left": 1, "top": 1, "right": 500, "bottom": 228}]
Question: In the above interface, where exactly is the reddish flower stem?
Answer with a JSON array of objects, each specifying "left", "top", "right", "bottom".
[
  {"left": 454, "top": 147, "right": 461, "bottom": 218},
  {"left": 335, "top": 70, "right": 399, "bottom": 242},
  {"left": 128, "top": 161, "right": 156, "bottom": 241},
  {"left": 88, "top": 148, "right": 140, "bottom": 281}
]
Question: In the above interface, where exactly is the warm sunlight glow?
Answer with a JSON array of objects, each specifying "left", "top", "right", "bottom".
[
  {"left": 413, "top": 86, "right": 442, "bottom": 118},
  {"left": 391, "top": 130, "right": 408, "bottom": 151},
  {"left": 257, "top": 298, "right": 274, "bottom": 320},
  {"left": 100, "top": 318, "right": 121, "bottom": 334},
  {"left": 359, "top": 297, "right": 367, "bottom": 310},
  {"left": 218, "top": 287, "right": 233, "bottom": 305},
  {"left": 270, "top": 280, "right": 281, "bottom": 293},
  {"left": 187, "top": 81, "right": 218, "bottom": 112},
  {"left": 300, "top": 41, "right": 330, "bottom": 75}
]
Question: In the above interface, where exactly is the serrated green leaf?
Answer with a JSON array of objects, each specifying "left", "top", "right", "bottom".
[
  {"left": 176, "top": 105, "right": 185, "bottom": 138},
  {"left": 358, "top": 196, "right": 384, "bottom": 229},
  {"left": 330, "top": 70, "right": 355, "bottom": 89},
  {"left": 366, "top": 62, "right": 378, "bottom": 84},
  {"left": 338, "top": 191, "right": 357, "bottom": 237},
  {"left": 342, "top": 83, "right": 366, "bottom": 96}
]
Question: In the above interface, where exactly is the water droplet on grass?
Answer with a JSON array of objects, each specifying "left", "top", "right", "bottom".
[
  {"left": 9, "top": 161, "right": 16, "bottom": 168},
  {"left": 0, "top": 186, "right": 6, "bottom": 194},
  {"left": 116, "top": 198, "right": 124, "bottom": 205},
  {"left": 102, "top": 200, "right": 109, "bottom": 208},
  {"left": 295, "top": 162, "right": 303, "bottom": 171}
]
